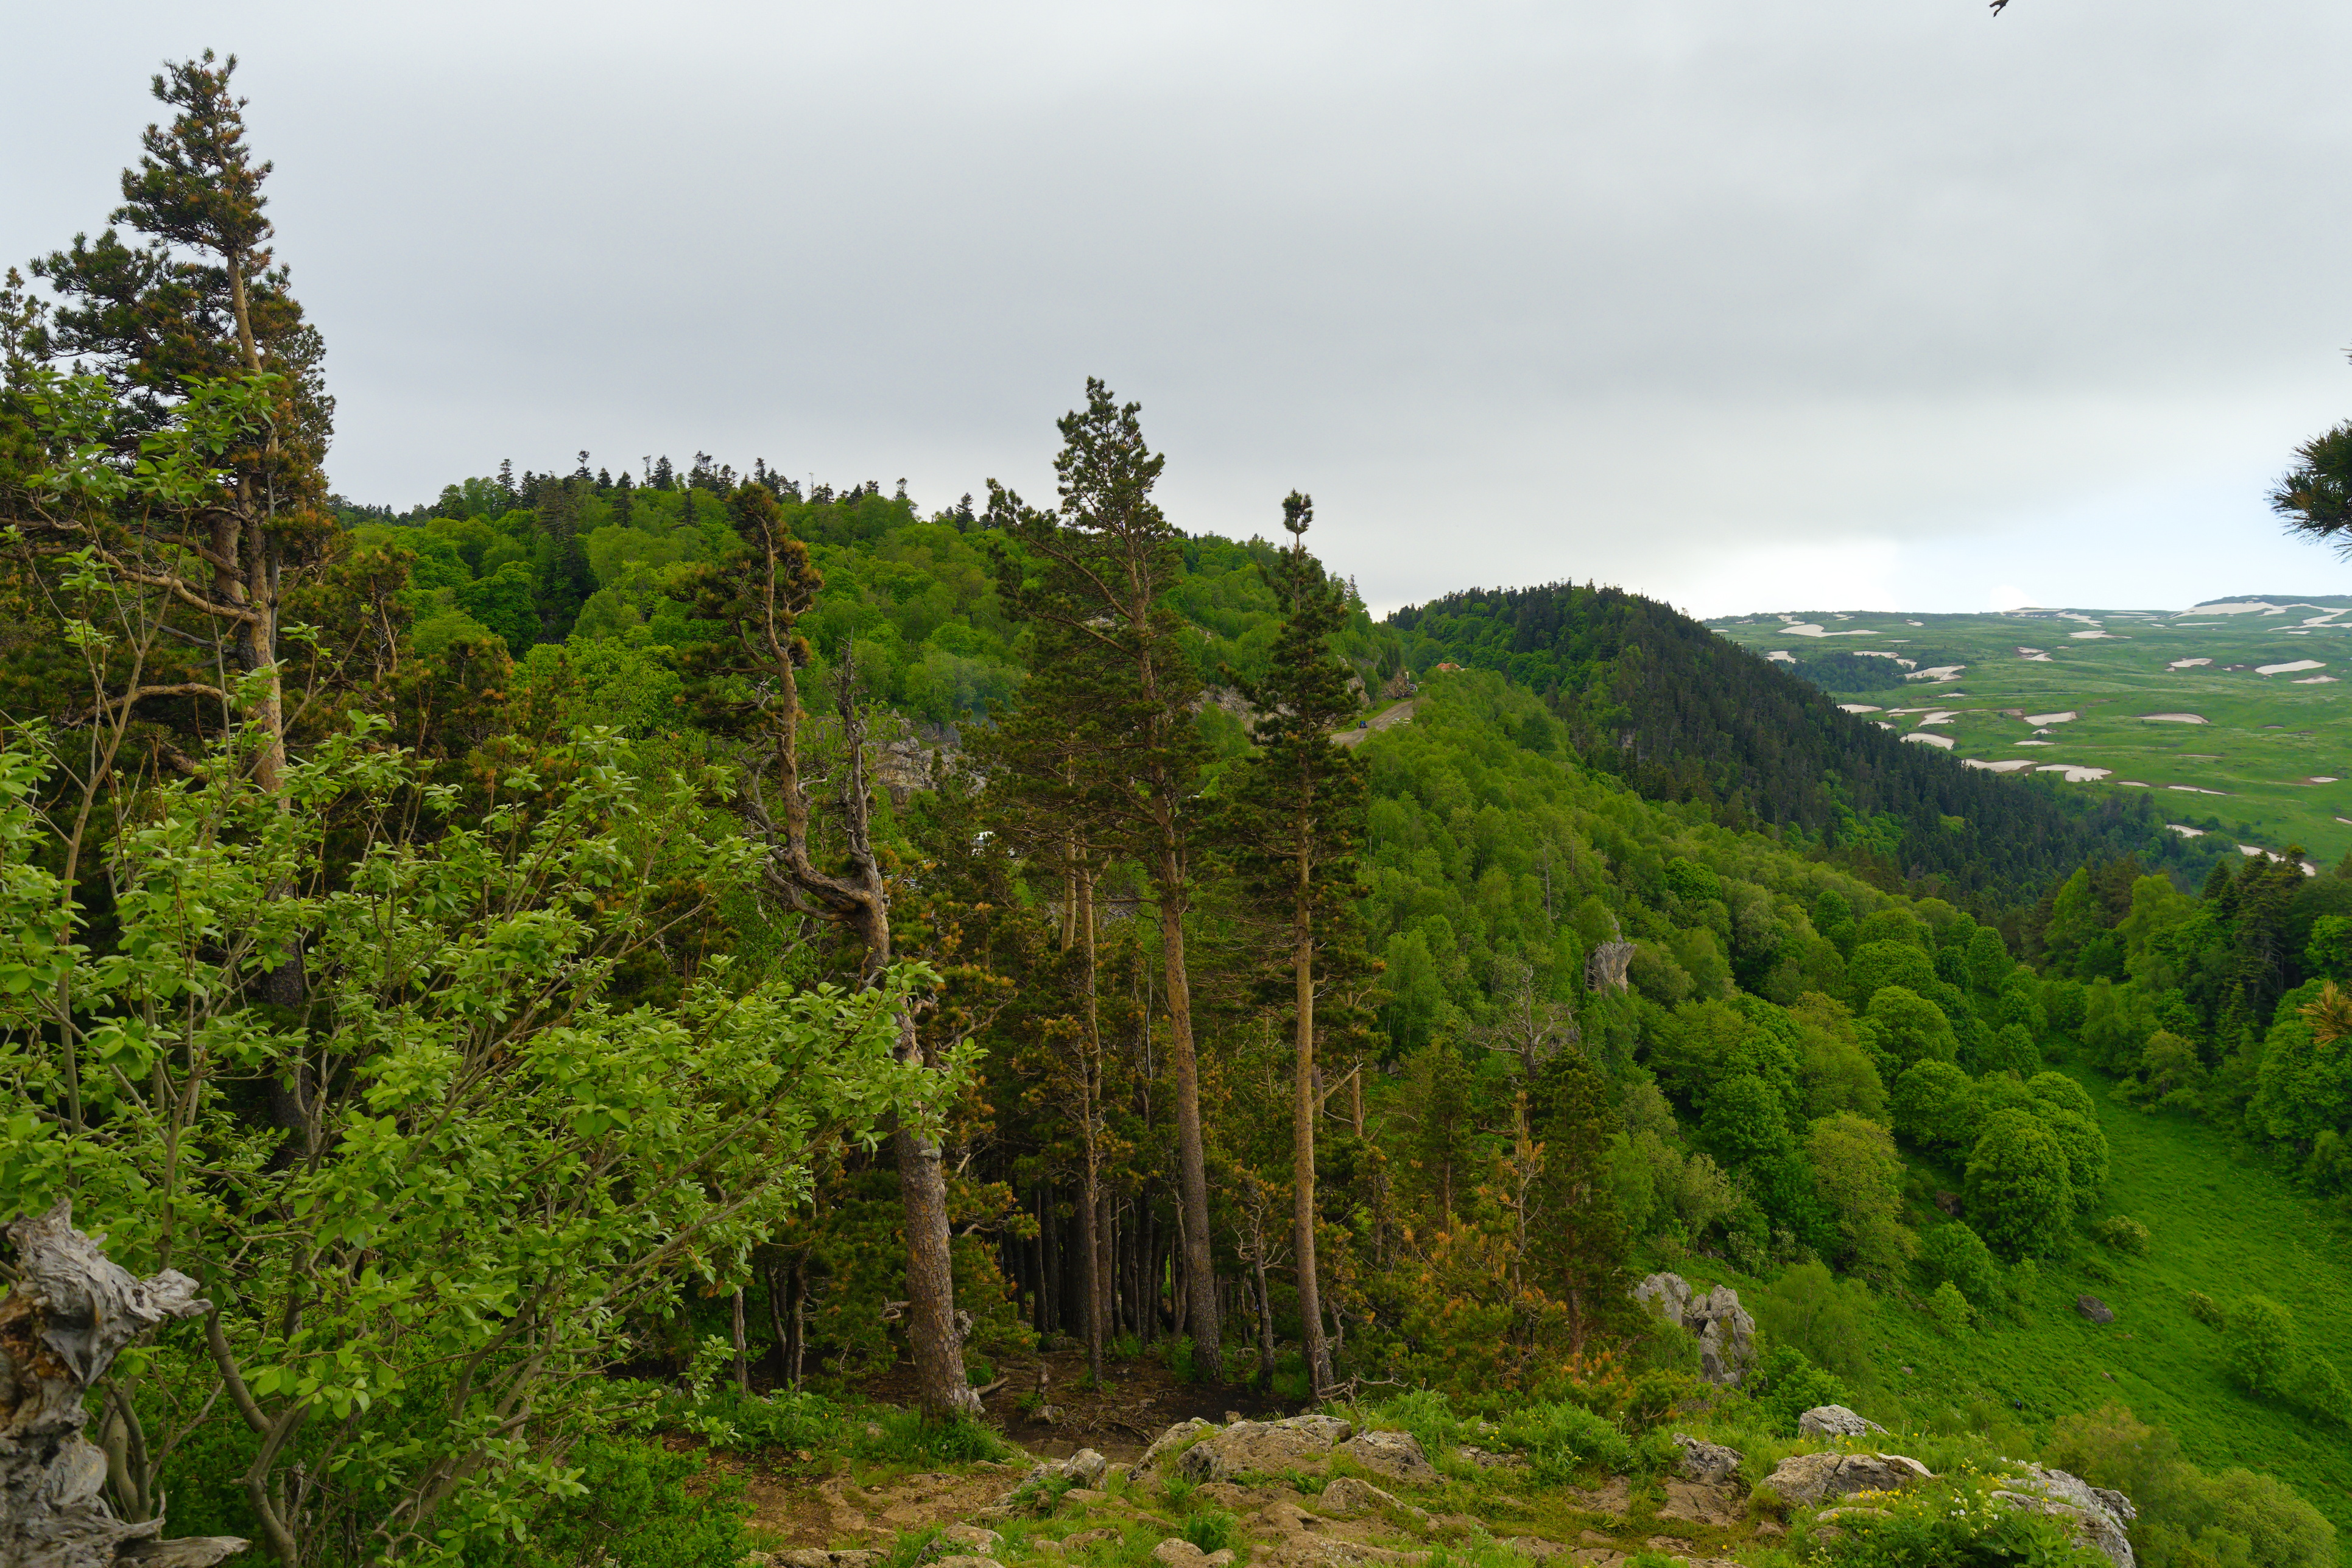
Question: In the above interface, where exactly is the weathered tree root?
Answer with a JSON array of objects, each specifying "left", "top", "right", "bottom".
[{"left": 1, "top": 1200, "right": 248, "bottom": 1568}]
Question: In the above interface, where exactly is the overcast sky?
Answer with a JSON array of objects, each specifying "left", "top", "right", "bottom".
[{"left": 9, "top": 1, "right": 2351, "bottom": 617}]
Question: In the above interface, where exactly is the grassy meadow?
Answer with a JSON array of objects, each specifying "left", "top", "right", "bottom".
[
  {"left": 1706, "top": 599, "right": 2352, "bottom": 865},
  {"left": 1658, "top": 1046, "right": 2352, "bottom": 1533}
]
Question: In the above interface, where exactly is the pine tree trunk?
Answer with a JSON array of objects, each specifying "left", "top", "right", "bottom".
[
  {"left": 896, "top": 1109, "right": 979, "bottom": 1419},
  {"left": 1159, "top": 882, "right": 1220, "bottom": 1379},
  {"left": 893, "top": 1000, "right": 979, "bottom": 1421},
  {"left": 1292, "top": 862, "right": 1331, "bottom": 1399}
]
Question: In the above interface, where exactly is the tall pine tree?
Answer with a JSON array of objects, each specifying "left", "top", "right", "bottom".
[
  {"left": 1224, "top": 493, "right": 1370, "bottom": 1396},
  {"left": 988, "top": 381, "right": 1223, "bottom": 1375}
]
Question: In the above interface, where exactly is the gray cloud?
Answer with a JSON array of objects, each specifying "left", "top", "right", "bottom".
[{"left": 7, "top": 0, "right": 2350, "bottom": 613}]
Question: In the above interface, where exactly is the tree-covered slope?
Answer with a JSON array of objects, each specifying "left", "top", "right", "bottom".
[{"left": 1389, "top": 582, "right": 2187, "bottom": 901}]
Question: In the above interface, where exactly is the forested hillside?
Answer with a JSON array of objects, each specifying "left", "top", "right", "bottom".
[
  {"left": 1390, "top": 584, "right": 2194, "bottom": 901},
  {"left": 2, "top": 53, "right": 2347, "bottom": 1568}
]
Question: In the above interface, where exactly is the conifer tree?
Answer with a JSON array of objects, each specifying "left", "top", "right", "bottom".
[
  {"left": 1224, "top": 492, "right": 1370, "bottom": 1397},
  {"left": 976, "top": 613, "right": 1118, "bottom": 1385},
  {"left": 988, "top": 380, "right": 1222, "bottom": 1375},
  {"left": 19, "top": 51, "right": 328, "bottom": 792}
]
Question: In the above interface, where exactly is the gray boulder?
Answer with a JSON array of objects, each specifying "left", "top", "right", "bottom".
[
  {"left": 1320, "top": 1477, "right": 1415, "bottom": 1518},
  {"left": 1631, "top": 1273, "right": 1757, "bottom": 1387},
  {"left": 1139, "top": 1418, "right": 1217, "bottom": 1473},
  {"left": 1178, "top": 1419, "right": 1343, "bottom": 1483},
  {"left": 1994, "top": 1465, "right": 2137, "bottom": 1568},
  {"left": 998, "top": 1447, "right": 1113, "bottom": 1508},
  {"left": 1337, "top": 1429, "right": 1440, "bottom": 1486},
  {"left": 1798, "top": 1405, "right": 1887, "bottom": 1439},
  {"left": 1761, "top": 1450, "right": 1935, "bottom": 1507},
  {"left": 2077, "top": 1295, "right": 2117, "bottom": 1326},
  {"left": 1672, "top": 1434, "right": 1744, "bottom": 1482}
]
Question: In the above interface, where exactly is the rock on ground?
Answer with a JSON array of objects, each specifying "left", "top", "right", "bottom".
[
  {"left": 1179, "top": 1418, "right": 1353, "bottom": 1483},
  {"left": 1141, "top": 1419, "right": 1219, "bottom": 1472},
  {"left": 941, "top": 1526, "right": 1005, "bottom": 1554},
  {"left": 1761, "top": 1451, "right": 1935, "bottom": 1507},
  {"left": 1456, "top": 1446, "right": 1530, "bottom": 1473},
  {"left": 1657, "top": 1479, "right": 1740, "bottom": 1526},
  {"left": 1319, "top": 1478, "right": 1412, "bottom": 1518},
  {"left": 1336, "top": 1430, "right": 1438, "bottom": 1486},
  {"left": 1797, "top": 1405, "right": 1887, "bottom": 1439},
  {"left": 1995, "top": 1465, "right": 2138, "bottom": 1568},
  {"left": 1150, "top": 1541, "right": 1236, "bottom": 1568},
  {"left": 1671, "top": 1434, "right": 1742, "bottom": 1482},
  {"left": 999, "top": 1448, "right": 1111, "bottom": 1504},
  {"left": 2077, "top": 1295, "right": 2117, "bottom": 1325}
]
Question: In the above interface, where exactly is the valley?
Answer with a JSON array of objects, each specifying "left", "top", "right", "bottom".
[{"left": 1708, "top": 600, "right": 2352, "bottom": 865}]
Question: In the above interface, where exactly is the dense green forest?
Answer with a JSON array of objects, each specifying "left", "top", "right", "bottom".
[
  {"left": 2, "top": 51, "right": 2348, "bottom": 1568},
  {"left": 1389, "top": 585, "right": 2213, "bottom": 902}
]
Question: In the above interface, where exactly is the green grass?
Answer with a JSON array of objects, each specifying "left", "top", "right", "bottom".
[
  {"left": 1867, "top": 1050, "right": 2352, "bottom": 1530},
  {"left": 1705, "top": 602, "right": 2352, "bottom": 863}
]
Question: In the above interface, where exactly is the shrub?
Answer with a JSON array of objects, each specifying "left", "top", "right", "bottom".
[
  {"left": 1747, "top": 1343, "right": 1852, "bottom": 1435},
  {"left": 1918, "top": 1221, "right": 2002, "bottom": 1310},
  {"left": 471, "top": 1436, "right": 752, "bottom": 1568},
  {"left": 2185, "top": 1290, "right": 2225, "bottom": 1327},
  {"left": 1751, "top": 1262, "right": 1878, "bottom": 1388},
  {"left": 859, "top": 1409, "right": 1013, "bottom": 1466},
  {"left": 2290, "top": 1357, "right": 2351, "bottom": 1428},
  {"left": 1181, "top": 1511, "right": 1239, "bottom": 1553},
  {"left": 2093, "top": 1215, "right": 2151, "bottom": 1256},
  {"left": 1371, "top": 1387, "right": 1466, "bottom": 1460},
  {"left": 1495, "top": 1398, "right": 1637, "bottom": 1482},
  {"left": 1929, "top": 1279, "right": 1976, "bottom": 1334},
  {"left": 2226, "top": 1296, "right": 2300, "bottom": 1397}
]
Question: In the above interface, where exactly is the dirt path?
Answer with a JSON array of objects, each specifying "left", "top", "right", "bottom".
[{"left": 1335, "top": 698, "right": 1419, "bottom": 750}]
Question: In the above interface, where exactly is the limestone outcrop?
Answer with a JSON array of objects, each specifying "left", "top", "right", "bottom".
[
  {"left": 1672, "top": 1434, "right": 1744, "bottom": 1482},
  {"left": 1797, "top": 1405, "right": 1887, "bottom": 1439},
  {"left": 1336, "top": 1430, "right": 1439, "bottom": 1486},
  {"left": 1173, "top": 1416, "right": 1354, "bottom": 1483},
  {"left": 1632, "top": 1273, "right": 1757, "bottom": 1386},
  {"left": 1994, "top": 1464, "right": 2138, "bottom": 1568},
  {"left": 1761, "top": 1450, "right": 1935, "bottom": 1506}
]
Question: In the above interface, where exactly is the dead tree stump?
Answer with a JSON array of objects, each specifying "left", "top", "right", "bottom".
[{"left": 1, "top": 1200, "right": 248, "bottom": 1567}]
